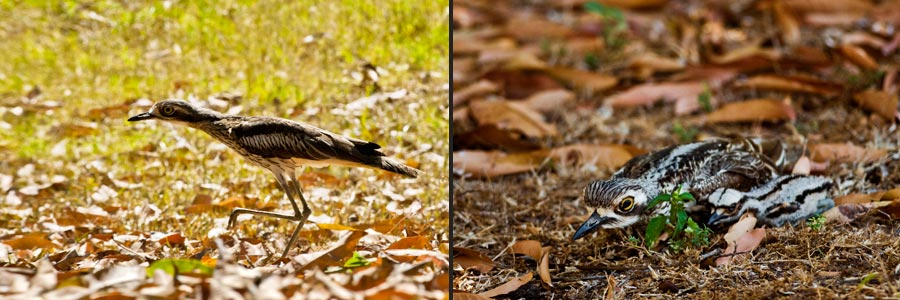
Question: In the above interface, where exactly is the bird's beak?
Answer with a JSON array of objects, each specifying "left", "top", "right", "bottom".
[
  {"left": 707, "top": 212, "right": 725, "bottom": 225},
  {"left": 572, "top": 211, "right": 610, "bottom": 240},
  {"left": 128, "top": 112, "right": 155, "bottom": 122}
]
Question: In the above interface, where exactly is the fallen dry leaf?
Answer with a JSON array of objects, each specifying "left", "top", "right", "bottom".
[
  {"left": 452, "top": 150, "right": 547, "bottom": 177},
  {"left": 505, "top": 16, "right": 574, "bottom": 41},
  {"left": 824, "top": 203, "right": 880, "bottom": 224},
  {"left": 809, "top": 143, "right": 887, "bottom": 163},
  {"left": 2, "top": 233, "right": 58, "bottom": 250},
  {"left": 453, "top": 292, "right": 493, "bottom": 300},
  {"left": 478, "top": 272, "right": 533, "bottom": 298},
  {"left": 453, "top": 247, "right": 495, "bottom": 273},
  {"left": 723, "top": 213, "right": 758, "bottom": 246},
  {"left": 298, "top": 230, "right": 367, "bottom": 271},
  {"left": 792, "top": 156, "right": 811, "bottom": 175},
  {"left": 733, "top": 75, "right": 841, "bottom": 96},
  {"left": 840, "top": 44, "right": 879, "bottom": 70},
  {"left": 538, "top": 246, "right": 552, "bottom": 287},
  {"left": 605, "top": 81, "right": 706, "bottom": 115},
  {"left": 853, "top": 90, "right": 898, "bottom": 121},
  {"left": 454, "top": 80, "right": 500, "bottom": 106},
  {"left": 773, "top": 0, "right": 800, "bottom": 45},
  {"left": 835, "top": 193, "right": 883, "bottom": 206},
  {"left": 522, "top": 89, "right": 575, "bottom": 113},
  {"left": 704, "top": 98, "right": 796, "bottom": 123},
  {"left": 548, "top": 144, "right": 637, "bottom": 170},
  {"left": 543, "top": 67, "right": 618, "bottom": 92},
  {"left": 716, "top": 228, "right": 766, "bottom": 266},
  {"left": 386, "top": 236, "right": 432, "bottom": 250},
  {"left": 469, "top": 100, "right": 558, "bottom": 138},
  {"left": 510, "top": 240, "right": 543, "bottom": 260},
  {"left": 782, "top": 0, "right": 872, "bottom": 13}
]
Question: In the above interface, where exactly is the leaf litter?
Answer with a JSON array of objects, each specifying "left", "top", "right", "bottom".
[{"left": 453, "top": 0, "right": 900, "bottom": 298}]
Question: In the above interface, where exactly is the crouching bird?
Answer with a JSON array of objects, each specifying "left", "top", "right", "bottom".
[
  {"left": 572, "top": 138, "right": 783, "bottom": 240},
  {"left": 129, "top": 99, "right": 420, "bottom": 259},
  {"left": 706, "top": 174, "right": 834, "bottom": 228}
]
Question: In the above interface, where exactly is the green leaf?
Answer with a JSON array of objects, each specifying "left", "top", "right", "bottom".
[
  {"left": 698, "top": 84, "right": 712, "bottom": 113},
  {"left": 146, "top": 258, "right": 213, "bottom": 278},
  {"left": 343, "top": 251, "right": 370, "bottom": 268},
  {"left": 644, "top": 215, "right": 668, "bottom": 248},
  {"left": 679, "top": 192, "right": 695, "bottom": 202},
  {"left": 648, "top": 194, "right": 670, "bottom": 210},
  {"left": 674, "top": 210, "right": 688, "bottom": 238},
  {"left": 858, "top": 272, "right": 879, "bottom": 289}
]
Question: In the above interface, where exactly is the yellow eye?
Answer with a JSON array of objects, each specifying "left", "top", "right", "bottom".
[
  {"left": 161, "top": 106, "right": 175, "bottom": 115},
  {"left": 618, "top": 196, "right": 635, "bottom": 212}
]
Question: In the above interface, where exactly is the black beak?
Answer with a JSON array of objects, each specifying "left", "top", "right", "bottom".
[
  {"left": 572, "top": 211, "right": 610, "bottom": 240},
  {"left": 707, "top": 212, "right": 725, "bottom": 225},
  {"left": 128, "top": 112, "right": 154, "bottom": 122}
]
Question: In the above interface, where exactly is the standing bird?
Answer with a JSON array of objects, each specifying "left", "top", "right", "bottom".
[
  {"left": 707, "top": 175, "right": 833, "bottom": 228},
  {"left": 128, "top": 99, "right": 420, "bottom": 259},
  {"left": 572, "top": 138, "right": 782, "bottom": 240}
]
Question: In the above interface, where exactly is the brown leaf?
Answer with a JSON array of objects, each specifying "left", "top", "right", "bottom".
[
  {"left": 792, "top": 156, "right": 811, "bottom": 175},
  {"left": 453, "top": 150, "right": 547, "bottom": 177},
  {"left": 454, "top": 124, "right": 544, "bottom": 151},
  {"left": 705, "top": 98, "right": 796, "bottom": 123},
  {"left": 723, "top": 213, "right": 758, "bottom": 246},
  {"left": 538, "top": 246, "right": 552, "bottom": 287},
  {"left": 734, "top": 75, "right": 841, "bottom": 96},
  {"left": 316, "top": 223, "right": 358, "bottom": 231},
  {"left": 876, "top": 198, "right": 900, "bottom": 219},
  {"left": 453, "top": 292, "right": 493, "bottom": 300},
  {"left": 522, "top": 89, "right": 575, "bottom": 113},
  {"left": 630, "top": 53, "right": 685, "bottom": 78},
  {"left": 707, "top": 45, "right": 781, "bottom": 65},
  {"left": 809, "top": 143, "right": 887, "bottom": 163},
  {"left": 605, "top": 81, "right": 706, "bottom": 115},
  {"left": 548, "top": 144, "right": 637, "bottom": 170},
  {"left": 510, "top": 240, "right": 543, "bottom": 260},
  {"left": 840, "top": 44, "right": 879, "bottom": 70},
  {"left": 716, "top": 228, "right": 766, "bottom": 266},
  {"left": 782, "top": 0, "right": 872, "bottom": 13},
  {"left": 2, "top": 233, "right": 57, "bottom": 250},
  {"left": 157, "top": 232, "right": 185, "bottom": 246},
  {"left": 505, "top": 16, "right": 574, "bottom": 41},
  {"left": 386, "top": 236, "right": 432, "bottom": 250},
  {"left": 823, "top": 203, "right": 877, "bottom": 224},
  {"left": 835, "top": 193, "right": 883, "bottom": 206},
  {"left": 470, "top": 100, "right": 558, "bottom": 138},
  {"left": 454, "top": 80, "right": 500, "bottom": 106},
  {"left": 453, "top": 247, "right": 495, "bottom": 273},
  {"left": 773, "top": 0, "right": 800, "bottom": 45},
  {"left": 478, "top": 272, "right": 533, "bottom": 298},
  {"left": 298, "top": 230, "right": 366, "bottom": 271},
  {"left": 853, "top": 90, "right": 898, "bottom": 121},
  {"left": 544, "top": 67, "right": 618, "bottom": 92}
]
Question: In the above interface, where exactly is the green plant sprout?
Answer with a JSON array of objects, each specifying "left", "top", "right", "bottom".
[{"left": 644, "top": 185, "right": 713, "bottom": 252}]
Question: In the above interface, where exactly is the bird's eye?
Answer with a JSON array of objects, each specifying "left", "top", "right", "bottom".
[
  {"left": 161, "top": 106, "right": 175, "bottom": 115},
  {"left": 618, "top": 196, "right": 635, "bottom": 212}
]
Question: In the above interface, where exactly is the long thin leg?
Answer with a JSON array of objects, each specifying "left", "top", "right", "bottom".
[
  {"left": 281, "top": 173, "right": 312, "bottom": 258},
  {"left": 227, "top": 172, "right": 302, "bottom": 228}
]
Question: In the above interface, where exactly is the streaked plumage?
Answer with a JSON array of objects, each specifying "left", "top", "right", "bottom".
[
  {"left": 707, "top": 175, "right": 834, "bottom": 227},
  {"left": 128, "top": 99, "right": 420, "bottom": 259},
  {"left": 573, "top": 138, "right": 781, "bottom": 240}
]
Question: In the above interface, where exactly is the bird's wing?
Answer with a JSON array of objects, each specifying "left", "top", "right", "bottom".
[
  {"left": 693, "top": 150, "right": 778, "bottom": 194},
  {"left": 231, "top": 117, "right": 382, "bottom": 162}
]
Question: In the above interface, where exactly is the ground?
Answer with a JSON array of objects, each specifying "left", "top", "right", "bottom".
[
  {"left": 452, "top": 0, "right": 900, "bottom": 298},
  {"left": 0, "top": 1, "right": 449, "bottom": 298}
]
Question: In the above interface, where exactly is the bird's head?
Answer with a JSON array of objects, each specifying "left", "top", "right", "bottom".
[
  {"left": 572, "top": 179, "right": 655, "bottom": 240},
  {"left": 128, "top": 99, "right": 221, "bottom": 125},
  {"left": 706, "top": 188, "right": 745, "bottom": 226}
]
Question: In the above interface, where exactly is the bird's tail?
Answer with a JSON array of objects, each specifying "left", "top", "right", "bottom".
[{"left": 371, "top": 157, "right": 421, "bottom": 178}]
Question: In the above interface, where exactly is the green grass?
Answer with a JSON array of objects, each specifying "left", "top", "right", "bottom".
[{"left": 0, "top": 0, "right": 448, "bottom": 252}]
